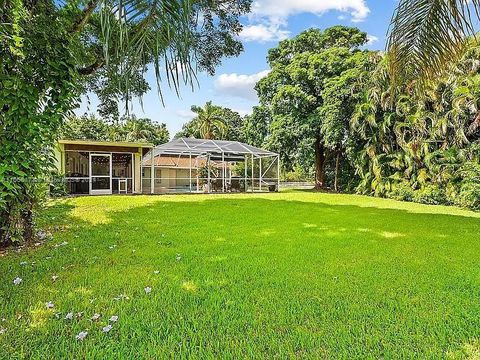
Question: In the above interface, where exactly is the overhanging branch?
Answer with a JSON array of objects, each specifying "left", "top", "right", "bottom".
[{"left": 71, "top": 0, "right": 100, "bottom": 33}]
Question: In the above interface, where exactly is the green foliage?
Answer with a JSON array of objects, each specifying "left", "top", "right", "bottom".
[
  {"left": 282, "top": 164, "right": 314, "bottom": 182},
  {"left": 389, "top": 182, "right": 415, "bottom": 202},
  {"left": 242, "top": 106, "right": 272, "bottom": 147},
  {"left": 455, "top": 161, "right": 480, "bottom": 210},
  {"left": 413, "top": 185, "right": 446, "bottom": 205},
  {"left": 1, "top": 0, "right": 78, "bottom": 245},
  {"left": 49, "top": 172, "right": 67, "bottom": 198},
  {"left": 351, "top": 44, "right": 480, "bottom": 210},
  {"left": 256, "top": 26, "right": 376, "bottom": 189},
  {"left": 61, "top": 115, "right": 169, "bottom": 145},
  {"left": 176, "top": 102, "right": 244, "bottom": 141}
]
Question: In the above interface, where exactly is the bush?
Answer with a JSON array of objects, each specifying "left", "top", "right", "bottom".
[
  {"left": 413, "top": 185, "right": 446, "bottom": 205},
  {"left": 456, "top": 182, "right": 480, "bottom": 210},
  {"left": 49, "top": 172, "right": 67, "bottom": 198},
  {"left": 389, "top": 181, "right": 415, "bottom": 201},
  {"left": 451, "top": 161, "right": 480, "bottom": 210}
]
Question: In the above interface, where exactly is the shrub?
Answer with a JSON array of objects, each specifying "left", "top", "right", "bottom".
[
  {"left": 49, "top": 172, "right": 67, "bottom": 198},
  {"left": 413, "top": 185, "right": 446, "bottom": 205},
  {"left": 456, "top": 182, "right": 480, "bottom": 210},
  {"left": 389, "top": 181, "right": 415, "bottom": 201}
]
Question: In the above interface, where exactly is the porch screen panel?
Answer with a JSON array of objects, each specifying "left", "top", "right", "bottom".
[{"left": 65, "top": 151, "right": 89, "bottom": 194}]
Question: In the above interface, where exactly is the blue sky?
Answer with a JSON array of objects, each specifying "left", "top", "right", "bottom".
[{"left": 78, "top": 0, "right": 397, "bottom": 137}]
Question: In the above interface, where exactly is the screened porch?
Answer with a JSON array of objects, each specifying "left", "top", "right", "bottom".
[{"left": 141, "top": 138, "right": 280, "bottom": 194}]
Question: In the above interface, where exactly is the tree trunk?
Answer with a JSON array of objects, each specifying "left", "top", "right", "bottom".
[
  {"left": 22, "top": 206, "right": 34, "bottom": 245},
  {"left": 334, "top": 150, "right": 341, "bottom": 192},
  {"left": 0, "top": 210, "right": 9, "bottom": 248},
  {"left": 314, "top": 138, "right": 326, "bottom": 189}
]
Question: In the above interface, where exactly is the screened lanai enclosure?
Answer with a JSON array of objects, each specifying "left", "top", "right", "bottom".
[{"left": 141, "top": 138, "right": 280, "bottom": 194}]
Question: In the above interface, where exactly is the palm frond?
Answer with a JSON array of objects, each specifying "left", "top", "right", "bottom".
[
  {"left": 99, "top": 0, "right": 196, "bottom": 105},
  {"left": 387, "top": 0, "right": 480, "bottom": 92}
]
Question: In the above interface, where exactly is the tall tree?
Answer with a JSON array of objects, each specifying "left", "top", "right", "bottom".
[
  {"left": 242, "top": 106, "right": 272, "bottom": 147},
  {"left": 177, "top": 102, "right": 236, "bottom": 140},
  {"left": 257, "top": 26, "right": 375, "bottom": 189}
]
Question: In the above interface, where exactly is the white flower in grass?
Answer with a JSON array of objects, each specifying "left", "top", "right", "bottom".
[
  {"left": 52, "top": 275, "right": 58, "bottom": 281},
  {"left": 91, "top": 313, "right": 101, "bottom": 321},
  {"left": 109, "top": 315, "right": 118, "bottom": 322},
  {"left": 144, "top": 286, "right": 152, "bottom": 294},
  {"left": 13, "top": 277, "right": 22, "bottom": 285},
  {"left": 20, "top": 261, "right": 28, "bottom": 266},
  {"left": 76, "top": 312, "right": 84, "bottom": 318},
  {"left": 0, "top": 327, "right": 6, "bottom": 335},
  {"left": 175, "top": 254, "right": 182, "bottom": 261},
  {"left": 65, "top": 312, "right": 74, "bottom": 320},
  {"left": 153, "top": 270, "right": 160, "bottom": 274},
  {"left": 46, "top": 301, "right": 54, "bottom": 309},
  {"left": 102, "top": 324, "right": 112, "bottom": 333},
  {"left": 75, "top": 331, "right": 88, "bottom": 341}
]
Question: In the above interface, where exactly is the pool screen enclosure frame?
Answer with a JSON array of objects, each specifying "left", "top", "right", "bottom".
[{"left": 141, "top": 138, "right": 280, "bottom": 194}]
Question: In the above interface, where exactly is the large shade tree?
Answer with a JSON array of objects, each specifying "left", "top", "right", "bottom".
[
  {"left": 0, "top": 0, "right": 251, "bottom": 245},
  {"left": 256, "top": 26, "right": 376, "bottom": 189}
]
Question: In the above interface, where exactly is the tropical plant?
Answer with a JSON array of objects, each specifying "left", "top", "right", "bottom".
[
  {"left": 387, "top": 0, "right": 480, "bottom": 90},
  {"left": 187, "top": 101, "right": 228, "bottom": 140},
  {"left": 351, "top": 42, "right": 480, "bottom": 210},
  {"left": 61, "top": 115, "right": 169, "bottom": 145}
]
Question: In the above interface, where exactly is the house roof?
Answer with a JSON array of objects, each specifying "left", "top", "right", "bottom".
[
  {"left": 148, "top": 138, "right": 277, "bottom": 157},
  {"left": 58, "top": 139, "right": 153, "bottom": 148}
]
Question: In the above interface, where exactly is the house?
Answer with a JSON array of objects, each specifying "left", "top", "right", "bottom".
[
  {"left": 55, "top": 139, "right": 153, "bottom": 195},
  {"left": 56, "top": 138, "right": 279, "bottom": 195}
]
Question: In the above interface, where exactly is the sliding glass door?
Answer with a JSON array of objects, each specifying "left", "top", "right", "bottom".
[{"left": 89, "top": 153, "right": 112, "bottom": 195}]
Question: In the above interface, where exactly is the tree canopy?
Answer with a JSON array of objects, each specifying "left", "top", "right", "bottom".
[
  {"left": 62, "top": 115, "right": 169, "bottom": 145},
  {"left": 256, "top": 26, "right": 377, "bottom": 189},
  {"left": 176, "top": 102, "right": 245, "bottom": 141}
]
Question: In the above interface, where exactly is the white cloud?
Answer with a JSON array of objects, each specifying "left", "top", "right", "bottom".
[
  {"left": 232, "top": 108, "right": 253, "bottom": 117},
  {"left": 176, "top": 109, "right": 195, "bottom": 120},
  {"left": 240, "top": 23, "right": 290, "bottom": 42},
  {"left": 249, "top": 0, "right": 370, "bottom": 23},
  {"left": 214, "top": 70, "right": 270, "bottom": 100},
  {"left": 241, "top": 0, "right": 370, "bottom": 43},
  {"left": 367, "top": 34, "right": 379, "bottom": 45}
]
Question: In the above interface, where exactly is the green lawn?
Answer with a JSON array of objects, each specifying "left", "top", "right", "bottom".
[{"left": 1, "top": 191, "right": 480, "bottom": 359}]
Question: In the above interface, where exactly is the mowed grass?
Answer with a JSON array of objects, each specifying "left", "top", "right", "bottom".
[{"left": 1, "top": 191, "right": 480, "bottom": 359}]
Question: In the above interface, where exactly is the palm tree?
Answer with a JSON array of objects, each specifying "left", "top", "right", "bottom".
[
  {"left": 387, "top": 0, "right": 480, "bottom": 89},
  {"left": 125, "top": 121, "right": 152, "bottom": 142},
  {"left": 190, "top": 101, "right": 227, "bottom": 139}
]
